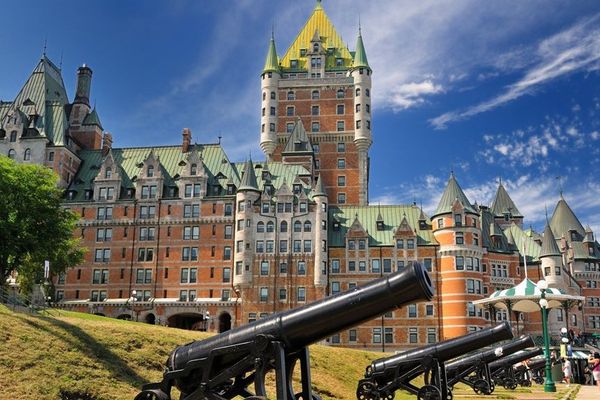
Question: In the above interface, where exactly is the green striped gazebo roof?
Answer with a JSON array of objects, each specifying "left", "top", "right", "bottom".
[{"left": 489, "top": 278, "right": 565, "bottom": 298}]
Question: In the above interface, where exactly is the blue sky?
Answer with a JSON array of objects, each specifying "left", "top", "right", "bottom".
[{"left": 1, "top": 0, "right": 600, "bottom": 233}]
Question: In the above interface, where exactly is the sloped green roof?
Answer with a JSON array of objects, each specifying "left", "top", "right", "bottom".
[
  {"left": 491, "top": 182, "right": 522, "bottom": 217},
  {"left": 0, "top": 102, "right": 12, "bottom": 122},
  {"left": 283, "top": 118, "right": 313, "bottom": 153},
  {"left": 480, "top": 207, "right": 512, "bottom": 253},
  {"left": 352, "top": 30, "right": 370, "bottom": 69},
  {"left": 235, "top": 161, "right": 311, "bottom": 194},
  {"left": 82, "top": 107, "right": 103, "bottom": 130},
  {"left": 67, "top": 144, "right": 239, "bottom": 201},
  {"left": 433, "top": 173, "right": 477, "bottom": 216},
  {"left": 540, "top": 224, "right": 561, "bottom": 258},
  {"left": 505, "top": 223, "right": 542, "bottom": 263},
  {"left": 262, "top": 36, "right": 280, "bottom": 74},
  {"left": 44, "top": 101, "right": 68, "bottom": 146},
  {"left": 238, "top": 159, "right": 259, "bottom": 191},
  {"left": 328, "top": 205, "right": 436, "bottom": 247},
  {"left": 312, "top": 173, "right": 326, "bottom": 198},
  {"left": 571, "top": 241, "right": 599, "bottom": 260},
  {"left": 8, "top": 56, "right": 70, "bottom": 145},
  {"left": 550, "top": 196, "right": 585, "bottom": 240}
]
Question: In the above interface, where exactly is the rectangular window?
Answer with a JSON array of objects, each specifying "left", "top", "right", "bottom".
[
  {"left": 260, "top": 261, "right": 269, "bottom": 276},
  {"left": 312, "top": 105, "right": 319, "bottom": 116},
  {"left": 409, "top": 327, "right": 418, "bottom": 344},
  {"left": 337, "top": 121, "right": 344, "bottom": 131},
  {"left": 359, "top": 261, "right": 366, "bottom": 272},
  {"left": 331, "top": 281, "right": 340, "bottom": 295},
  {"left": 456, "top": 232, "right": 464, "bottom": 245},
  {"left": 331, "top": 259, "right": 340, "bottom": 273},
  {"left": 297, "top": 287, "right": 306, "bottom": 302},
  {"left": 260, "top": 287, "right": 268, "bottom": 302},
  {"left": 303, "top": 240, "right": 312, "bottom": 253},
  {"left": 427, "top": 328, "right": 436, "bottom": 344},
  {"left": 297, "top": 261, "right": 306, "bottom": 275},
  {"left": 456, "top": 256, "right": 464, "bottom": 270},
  {"left": 337, "top": 193, "right": 346, "bottom": 204},
  {"left": 408, "top": 304, "right": 417, "bottom": 318},
  {"left": 293, "top": 240, "right": 301, "bottom": 252},
  {"left": 286, "top": 106, "right": 294, "bottom": 116},
  {"left": 407, "top": 239, "right": 415, "bottom": 249},
  {"left": 372, "top": 259, "right": 381, "bottom": 274},
  {"left": 426, "top": 304, "right": 434, "bottom": 316},
  {"left": 373, "top": 328, "right": 382, "bottom": 344},
  {"left": 383, "top": 259, "right": 392, "bottom": 273},
  {"left": 279, "top": 288, "right": 287, "bottom": 300},
  {"left": 349, "top": 329, "right": 357, "bottom": 342},
  {"left": 337, "top": 159, "right": 346, "bottom": 169},
  {"left": 337, "top": 104, "right": 345, "bottom": 115},
  {"left": 311, "top": 122, "right": 319, "bottom": 132},
  {"left": 384, "top": 328, "right": 394, "bottom": 344}
]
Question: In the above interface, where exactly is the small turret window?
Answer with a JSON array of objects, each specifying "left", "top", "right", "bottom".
[
  {"left": 23, "top": 148, "right": 31, "bottom": 161},
  {"left": 105, "top": 168, "right": 112, "bottom": 179},
  {"left": 147, "top": 165, "right": 154, "bottom": 177},
  {"left": 270, "top": 91, "right": 276, "bottom": 100},
  {"left": 262, "top": 92, "right": 266, "bottom": 101},
  {"left": 267, "top": 72, "right": 272, "bottom": 78},
  {"left": 356, "top": 104, "right": 361, "bottom": 112},
  {"left": 356, "top": 88, "right": 361, "bottom": 97},
  {"left": 270, "top": 123, "right": 275, "bottom": 132},
  {"left": 366, "top": 88, "right": 370, "bottom": 97}
]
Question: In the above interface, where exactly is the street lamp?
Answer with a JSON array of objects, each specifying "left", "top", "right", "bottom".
[
  {"left": 537, "top": 279, "right": 556, "bottom": 392},
  {"left": 130, "top": 290, "right": 138, "bottom": 322}
]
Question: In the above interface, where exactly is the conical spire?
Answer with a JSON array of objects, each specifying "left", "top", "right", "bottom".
[
  {"left": 312, "top": 174, "right": 327, "bottom": 198},
  {"left": 540, "top": 224, "right": 561, "bottom": 258},
  {"left": 238, "top": 159, "right": 259, "bottom": 192},
  {"left": 262, "top": 34, "right": 280, "bottom": 74},
  {"left": 549, "top": 196, "right": 585, "bottom": 239},
  {"left": 82, "top": 106, "right": 103, "bottom": 130},
  {"left": 491, "top": 181, "right": 522, "bottom": 217},
  {"left": 352, "top": 27, "right": 370, "bottom": 69},
  {"left": 433, "top": 173, "right": 477, "bottom": 216}
]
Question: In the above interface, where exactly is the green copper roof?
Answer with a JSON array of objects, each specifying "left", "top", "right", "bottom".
[
  {"left": 82, "top": 107, "right": 103, "bottom": 130},
  {"left": 550, "top": 196, "right": 585, "bottom": 240},
  {"left": 238, "top": 159, "right": 259, "bottom": 192},
  {"left": 480, "top": 207, "right": 512, "bottom": 253},
  {"left": 540, "top": 224, "right": 561, "bottom": 258},
  {"left": 491, "top": 182, "right": 522, "bottom": 217},
  {"left": 505, "top": 223, "right": 542, "bottom": 263},
  {"left": 433, "top": 173, "right": 477, "bottom": 216},
  {"left": 312, "top": 174, "right": 326, "bottom": 198},
  {"left": 283, "top": 118, "right": 313, "bottom": 153},
  {"left": 2, "top": 56, "right": 70, "bottom": 145},
  {"left": 262, "top": 36, "right": 280, "bottom": 74},
  {"left": 352, "top": 30, "right": 370, "bottom": 69},
  {"left": 328, "top": 205, "right": 436, "bottom": 247},
  {"left": 66, "top": 144, "right": 239, "bottom": 201}
]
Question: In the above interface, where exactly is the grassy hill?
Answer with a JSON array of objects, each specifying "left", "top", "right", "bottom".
[{"left": 0, "top": 305, "right": 577, "bottom": 400}]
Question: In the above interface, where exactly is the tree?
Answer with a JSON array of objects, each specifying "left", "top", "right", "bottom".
[{"left": 0, "top": 156, "right": 84, "bottom": 295}]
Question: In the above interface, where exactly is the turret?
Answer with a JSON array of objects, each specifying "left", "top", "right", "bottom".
[
  {"left": 260, "top": 34, "right": 280, "bottom": 159},
  {"left": 74, "top": 64, "right": 93, "bottom": 106},
  {"left": 312, "top": 175, "right": 328, "bottom": 286},
  {"left": 540, "top": 223, "right": 563, "bottom": 287},
  {"left": 233, "top": 159, "right": 261, "bottom": 287}
]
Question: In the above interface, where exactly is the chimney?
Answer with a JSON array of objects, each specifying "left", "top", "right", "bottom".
[
  {"left": 102, "top": 132, "right": 113, "bottom": 156},
  {"left": 182, "top": 128, "right": 192, "bottom": 153},
  {"left": 74, "top": 64, "right": 93, "bottom": 106}
]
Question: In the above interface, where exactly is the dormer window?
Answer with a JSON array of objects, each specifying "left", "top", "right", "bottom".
[
  {"left": 454, "top": 214, "right": 462, "bottom": 227},
  {"left": 105, "top": 168, "right": 112, "bottom": 179},
  {"left": 84, "top": 190, "right": 93, "bottom": 200},
  {"left": 377, "top": 221, "right": 384, "bottom": 231},
  {"left": 190, "top": 164, "right": 197, "bottom": 175},
  {"left": 332, "top": 220, "right": 340, "bottom": 231},
  {"left": 313, "top": 43, "right": 319, "bottom": 52},
  {"left": 10, "top": 131, "right": 17, "bottom": 142},
  {"left": 147, "top": 165, "right": 154, "bottom": 177},
  {"left": 290, "top": 60, "right": 298, "bottom": 69},
  {"left": 293, "top": 184, "right": 302, "bottom": 194},
  {"left": 336, "top": 58, "right": 343, "bottom": 67},
  {"left": 300, "top": 48, "right": 307, "bottom": 57}
]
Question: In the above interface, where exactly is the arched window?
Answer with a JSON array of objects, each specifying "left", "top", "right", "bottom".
[
  {"left": 304, "top": 221, "right": 312, "bottom": 232},
  {"left": 147, "top": 165, "right": 154, "bottom": 177},
  {"left": 105, "top": 167, "right": 112, "bottom": 179},
  {"left": 356, "top": 88, "right": 361, "bottom": 97},
  {"left": 190, "top": 164, "right": 197, "bottom": 175},
  {"left": 266, "top": 221, "right": 275, "bottom": 233},
  {"left": 280, "top": 221, "right": 288, "bottom": 233},
  {"left": 10, "top": 131, "right": 17, "bottom": 142},
  {"left": 270, "top": 91, "right": 276, "bottom": 100},
  {"left": 257, "top": 221, "right": 265, "bottom": 233},
  {"left": 23, "top": 148, "right": 31, "bottom": 161},
  {"left": 8, "top": 149, "right": 16, "bottom": 159},
  {"left": 294, "top": 221, "right": 302, "bottom": 232}
]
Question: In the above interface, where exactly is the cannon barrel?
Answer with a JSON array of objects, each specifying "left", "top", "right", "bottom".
[
  {"left": 488, "top": 348, "right": 543, "bottom": 371},
  {"left": 170, "top": 262, "right": 433, "bottom": 374},
  {"left": 445, "top": 335, "right": 535, "bottom": 378},
  {"left": 515, "top": 357, "right": 545, "bottom": 372},
  {"left": 367, "top": 321, "right": 513, "bottom": 378}
]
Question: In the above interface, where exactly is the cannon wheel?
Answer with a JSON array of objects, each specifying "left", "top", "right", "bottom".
[
  {"left": 417, "top": 385, "right": 441, "bottom": 400},
  {"left": 381, "top": 392, "right": 395, "bottom": 400},
  {"left": 472, "top": 379, "right": 491, "bottom": 395},
  {"left": 134, "top": 390, "right": 170, "bottom": 400},
  {"left": 356, "top": 381, "right": 380, "bottom": 400},
  {"left": 520, "top": 379, "right": 531, "bottom": 387},
  {"left": 502, "top": 379, "right": 517, "bottom": 390},
  {"left": 489, "top": 381, "right": 495, "bottom": 393}
]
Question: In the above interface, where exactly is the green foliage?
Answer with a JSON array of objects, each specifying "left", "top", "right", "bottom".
[{"left": 0, "top": 156, "right": 84, "bottom": 294}]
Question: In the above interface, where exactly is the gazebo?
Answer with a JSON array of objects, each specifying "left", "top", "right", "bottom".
[{"left": 473, "top": 278, "right": 585, "bottom": 333}]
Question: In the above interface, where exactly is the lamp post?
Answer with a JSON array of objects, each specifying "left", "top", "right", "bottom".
[
  {"left": 131, "top": 290, "right": 138, "bottom": 322},
  {"left": 537, "top": 279, "right": 556, "bottom": 392}
]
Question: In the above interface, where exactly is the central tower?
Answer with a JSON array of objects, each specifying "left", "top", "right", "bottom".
[{"left": 259, "top": 0, "right": 372, "bottom": 206}]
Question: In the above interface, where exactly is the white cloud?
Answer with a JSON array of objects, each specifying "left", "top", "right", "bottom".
[
  {"left": 388, "top": 80, "right": 444, "bottom": 110},
  {"left": 430, "top": 13, "right": 600, "bottom": 128}
]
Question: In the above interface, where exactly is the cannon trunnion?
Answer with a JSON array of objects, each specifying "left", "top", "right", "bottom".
[
  {"left": 356, "top": 322, "right": 513, "bottom": 400},
  {"left": 134, "top": 262, "right": 433, "bottom": 400},
  {"left": 444, "top": 335, "right": 535, "bottom": 396}
]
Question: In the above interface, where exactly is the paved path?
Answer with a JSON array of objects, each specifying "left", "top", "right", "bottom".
[{"left": 576, "top": 385, "right": 600, "bottom": 399}]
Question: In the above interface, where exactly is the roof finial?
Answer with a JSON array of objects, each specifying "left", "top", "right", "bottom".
[
  {"left": 42, "top": 37, "right": 47, "bottom": 57},
  {"left": 358, "top": 14, "right": 362, "bottom": 35},
  {"left": 218, "top": 134, "right": 222, "bottom": 145}
]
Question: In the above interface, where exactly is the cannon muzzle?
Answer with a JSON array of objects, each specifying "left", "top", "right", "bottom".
[{"left": 489, "top": 347, "right": 544, "bottom": 372}]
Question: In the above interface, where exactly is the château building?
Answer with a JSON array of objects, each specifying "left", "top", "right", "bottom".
[{"left": 1, "top": 1, "right": 599, "bottom": 349}]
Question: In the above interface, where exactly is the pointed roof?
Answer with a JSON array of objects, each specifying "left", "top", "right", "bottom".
[
  {"left": 82, "top": 107, "right": 103, "bottom": 130},
  {"left": 279, "top": 2, "right": 353, "bottom": 70},
  {"left": 283, "top": 118, "right": 313, "bottom": 153},
  {"left": 311, "top": 174, "right": 327, "bottom": 198},
  {"left": 491, "top": 181, "right": 522, "bottom": 217},
  {"left": 550, "top": 196, "right": 585, "bottom": 239},
  {"left": 262, "top": 34, "right": 280, "bottom": 74},
  {"left": 352, "top": 28, "right": 370, "bottom": 69},
  {"left": 347, "top": 214, "right": 368, "bottom": 236},
  {"left": 238, "top": 159, "right": 259, "bottom": 192},
  {"left": 504, "top": 228, "right": 516, "bottom": 246},
  {"left": 433, "top": 173, "right": 477, "bottom": 216},
  {"left": 540, "top": 224, "right": 561, "bottom": 258}
]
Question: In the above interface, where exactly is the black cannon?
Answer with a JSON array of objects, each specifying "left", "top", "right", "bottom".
[
  {"left": 513, "top": 357, "right": 546, "bottom": 386},
  {"left": 444, "top": 335, "right": 535, "bottom": 396},
  {"left": 356, "top": 322, "right": 513, "bottom": 400},
  {"left": 134, "top": 262, "right": 434, "bottom": 400},
  {"left": 488, "top": 348, "right": 544, "bottom": 390}
]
